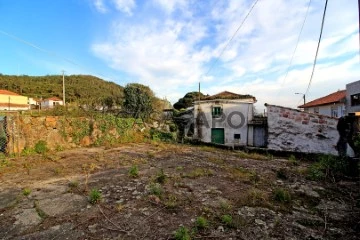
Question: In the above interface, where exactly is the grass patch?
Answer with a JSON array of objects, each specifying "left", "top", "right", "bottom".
[
  {"left": 174, "top": 226, "right": 191, "bottom": 240},
  {"left": 221, "top": 214, "right": 233, "bottom": 227},
  {"left": 22, "top": 188, "right": 31, "bottom": 196},
  {"left": 149, "top": 183, "right": 163, "bottom": 197},
  {"left": 273, "top": 188, "right": 291, "bottom": 204},
  {"left": 236, "top": 151, "right": 268, "bottom": 160},
  {"left": 34, "top": 200, "right": 47, "bottom": 219},
  {"left": 236, "top": 188, "right": 270, "bottom": 208},
  {"left": 154, "top": 169, "right": 166, "bottom": 184},
  {"left": 184, "top": 168, "right": 214, "bottom": 179},
  {"left": 195, "top": 216, "right": 209, "bottom": 230},
  {"left": 34, "top": 140, "right": 48, "bottom": 154},
  {"left": 89, "top": 188, "right": 102, "bottom": 204},
  {"left": 128, "top": 165, "right": 139, "bottom": 178},
  {"left": 276, "top": 168, "right": 288, "bottom": 180}
]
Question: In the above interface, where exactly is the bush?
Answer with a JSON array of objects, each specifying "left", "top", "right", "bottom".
[
  {"left": 155, "top": 169, "right": 166, "bottom": 184},
  {"left": 273, "top": 188, "right": 291, "bottom": 203},
  {"left": 34, "top": 140, "right": 48, "bottom": 154},
  {"left": 150, "top": 128, "right": 175, "bottom": 142},
  {"left": 307, "top": 155, "right": 348, "bottom": 181},
  {"left": 195, "top": 216, "right": 209, "bottom": 230},
  {"left": 221, "top": 214, "right": 233, "bottom": 226},
  {"left": 89, "top": 188, "right": 102, "bottom": 204},
  {"left": 174, "top": 226, "right": 191, "bottom": 240}
]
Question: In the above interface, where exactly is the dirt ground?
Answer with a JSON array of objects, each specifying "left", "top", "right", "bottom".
[{"left": 0, "top": 143, "right": 359, "bottom": 240}]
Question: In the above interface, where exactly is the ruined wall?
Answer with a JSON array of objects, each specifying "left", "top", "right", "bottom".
[
  {"left": 5, "top": 115, "right": 140, "bottom": 154},
  {"left": 266, "top": 104, "right": 339, "bottom": 155}
]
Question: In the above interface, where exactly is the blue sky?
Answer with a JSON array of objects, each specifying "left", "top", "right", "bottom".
[{"left": 0, "top": 0, "right": 359, "bottom": 111}]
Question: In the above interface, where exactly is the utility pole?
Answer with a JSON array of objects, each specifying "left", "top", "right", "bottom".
[
  {"left": 295, "top": 92, "right": 306, "bottom": 105},
  {"left": 62, "top": 70, "right": 66, "bottom": 106}
]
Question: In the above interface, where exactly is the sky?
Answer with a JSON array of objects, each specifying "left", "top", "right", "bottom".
[{"left": 0, "top": 0, "right": 359, "bottom": 112}]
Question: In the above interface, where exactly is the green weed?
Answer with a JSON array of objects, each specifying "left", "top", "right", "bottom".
[
  {"left": 22, "top": 188, "right": 31, "bottom": 196},
  {"left": 34, "top": 140, "right": 48, "bottom": 154},
  {"left": 195, "top": 216, "right": 209, "bottom": 230},
  {"left": 174, "top": 226, "right": 191, "bottom": 240},
  {"left": 128, "top": 165, "right": 139, "bottom": 178},
  {"left": 89, "top": 188, "right": 102, "bottom": 204}
]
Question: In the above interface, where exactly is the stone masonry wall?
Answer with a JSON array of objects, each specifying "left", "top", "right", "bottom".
[
  {"left": 266, "top": 104, "right": 339, "bottom": 155},
  {"left": 5, "top": 115, "right": 139, "bottom": 154}
]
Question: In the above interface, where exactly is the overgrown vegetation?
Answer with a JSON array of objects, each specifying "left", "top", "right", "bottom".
[
  {"left": 273, "top": 188, "right": 291, "bottom": 204},
  {"left": 89, "top": 188, "right": 102, "bottom": 204},
  {"left": 174, "top": 226, "right": 191, "bottom": 240},
  {"left": 34, "top": 140, "right": 48, "bottom": 154},
  {"left": 128, "top": 165, "right": 139, "bottom": 178},
  {"left": 307, "top": 155, "right": 349, "bottom": 181}
]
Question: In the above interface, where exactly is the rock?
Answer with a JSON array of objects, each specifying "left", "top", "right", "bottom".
[
  {"left": 296, "top": 185, "right": 320, "bottom": 198},
  {"left": 255, "top": 219, "right": 266, "bottom": 225},
  {"left": 14, "top": 208, "right": 42, "bottom": 226},
  {"left": 217, "top": 226, "right": 224, "bottom": 232},
  {"left": 88, "top": 224, "right": 98, "bottom": 233}
]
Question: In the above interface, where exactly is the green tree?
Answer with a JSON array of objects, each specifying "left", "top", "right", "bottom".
[
  {"left": 123, "top": 83, "right": 154, "bottom": 119},
  {"left": 173, "top": 91, "right": 206, "bottom": 110}
]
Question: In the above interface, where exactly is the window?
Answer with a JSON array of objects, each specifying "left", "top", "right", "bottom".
[
  {"left": 234, "top": 134, "right": 241, "bottom": 139},
  {"left": 313, "top": 107, "right": 319, "bottom": 114},
  {"left": 351, "top": 93, "right": 360, "bottom": 106},
  {"left": 212, "top": 106, "right": 222, "bottom": 118}
]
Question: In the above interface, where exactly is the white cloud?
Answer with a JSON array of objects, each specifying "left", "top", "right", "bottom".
[
  {"left": 93, "top": 0, "right": 108, "bottom": 13},
  {"left": 112, "top": 0, "right": 136, "bottom": 15},
  {"left": 91, "top": 0, "right": 360, "bottom": 105}
]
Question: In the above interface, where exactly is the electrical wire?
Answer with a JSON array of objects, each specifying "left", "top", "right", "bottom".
[
  {"left": 0, "top": 29, "right": 116, "bottom": 82},
  {"left": 279, "top": 0, "right": 312, "bottom": 89},
  {"left": 304, "top": 0, "right": 329, "bottom": 96},
  {"left": 204, "top": 0, "right": 260, "bottom": 77}
]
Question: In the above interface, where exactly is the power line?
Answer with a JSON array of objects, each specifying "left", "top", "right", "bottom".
[
  {"left": 304, "top": 0, "right": 329, "bottom": 96},
  {"left": 0, "top": 29, "right": 116, "bottom": 82},
  {"left": 279, "top": 0, "right": 312, "bottom": 89},
  {"left": 204, "top": 0, "right": 260, "bottom": 77}
]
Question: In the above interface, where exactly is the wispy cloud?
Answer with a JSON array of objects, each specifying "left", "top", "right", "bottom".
[
  {"left": 91, "top": 0, "right": 360, "bottom": 111},
  {"left": 93, "top": 0, "right": 136, "bottom": 15},
  {"left": 112, "top": 0, "right": 136, "bottom": 15},
  {"left": 93, "top": 0, "right": 108, "bottom": 13}
]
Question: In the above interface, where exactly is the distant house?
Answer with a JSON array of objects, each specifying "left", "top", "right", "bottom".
[
  {"left": 40, "top": 97, "right": 63, "bottom": 109},
  {"left": 0, "top": 89, "right": 29, "bottom": 111},
  {"left": 298, "top": 90, "right": 346, "bottom": 118},
  {"left": 346, "top": 80, "right": 360, "bottom": 115},
  {"left": 193, "top": 91, "right": 256, "bottom": 146},
  {"left": 28, "top": 97, "right": 41, "bottom": 109}
]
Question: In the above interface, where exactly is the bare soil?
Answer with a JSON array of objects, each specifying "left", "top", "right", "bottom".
[{"left": 0, "top": 143, "right": 359, "bottom": 239}]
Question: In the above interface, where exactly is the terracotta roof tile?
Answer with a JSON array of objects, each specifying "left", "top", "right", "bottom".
[
  {"left": 298, "top": 90, "right": 346, "bottom": 108},
  {"left": 0, "top": 89, "right": 21, "bottom": 96},
  {"left": 44, "top": 97, "right": 63, "bottom": 101}
]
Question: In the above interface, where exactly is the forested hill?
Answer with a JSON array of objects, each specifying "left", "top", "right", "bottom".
[{"left": 0, "top": 74, "right": 124, "bottom": 104}]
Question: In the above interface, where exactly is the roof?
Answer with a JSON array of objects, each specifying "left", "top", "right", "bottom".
[
  {"left": 202, "top": 91, "right": 256, "bottom": 101},
  {"left": 298, "top": 90, "right": 346, "bottom": 108},
  {"left": 44, "top": 97, "right": 63, "bottom": 101},
  {"left": 0, "top": 89, "right": 21, "bottom": 96}
]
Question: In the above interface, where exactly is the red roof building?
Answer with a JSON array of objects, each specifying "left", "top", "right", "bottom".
[{"left": 298, "top": 90, "right": 346, "bottom": 118}]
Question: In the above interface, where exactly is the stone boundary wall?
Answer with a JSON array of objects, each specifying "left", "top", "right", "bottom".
[
  {"left": 266, "top": 104, "right": 339, "bottom": 155},
  {"left": 5, "top": 115, "right": 140, "bottom": 154}
]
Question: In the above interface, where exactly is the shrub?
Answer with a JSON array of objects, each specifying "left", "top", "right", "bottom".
[
  {"left": 221, "top": 214, "right": 233, "bottom": 226},
  {"left": 307, "top": 155, "right": 348, "bottom": 181},
  {"left": 89, "top": 188, "right": 102, "bottom": 204},
  {"left": 149, "top": 183, "right": 163, "bottom": 197},
  {"left": 174, "top": 226, "right": 191, "bottom": 240},
  {"left": 155, "top": 169, "right": 166, "bottom": 184},
  {"left": 273, "top": 188, "right": 291, "bottom": 203},
  {"left": 34, "top": 140, "right": 48, "bottom": 154},
  {"left": 150, "top": 128, "right": 175, "bottom": 142},
  {"left": 22, "top": 188, "right": 31, "bottom": 196},
  {"left": 195, "top": 216, "right": 209, "bottom": 230},
  {"left": 128, "top": 165, "right": 139, "bottom": 178}
]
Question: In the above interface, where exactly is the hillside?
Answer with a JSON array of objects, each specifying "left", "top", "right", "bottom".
[{"left": 0, "top": 74, "right": 124, "bottom": 104}]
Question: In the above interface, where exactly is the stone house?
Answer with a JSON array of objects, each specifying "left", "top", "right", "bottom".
[
  {"left": 0, "top": 89, "right": 29, "bottom": 111},
  {"left": 193, "top": 91, "right": 256, "bottom": 146},
  {"left": 298, "top": 90, "right": 346, "bottom": 118},
  {"left": 40, "top": 97, "right": 63, "bottom": 109},
  {"left": 346, "top": 80, "right": 360, "bottom": 115}
]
